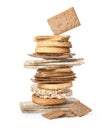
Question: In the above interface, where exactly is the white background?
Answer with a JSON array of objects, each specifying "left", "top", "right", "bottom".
[{"left": 0, "top": 0, "right": 110, "bottom": 129}]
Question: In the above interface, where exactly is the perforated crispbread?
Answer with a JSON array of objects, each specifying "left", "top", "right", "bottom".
[
  {"left": 70, "top": 101, "right": 92, "bottom": 117},
  {"left": 64, "top": 110, "right": 76, "bottom": 117},
  {"left": 47, "top": 7, "right": 80, "bottom": 35},
  {"left": 42, "top": 109, "right": 65, "bottom": 119}
]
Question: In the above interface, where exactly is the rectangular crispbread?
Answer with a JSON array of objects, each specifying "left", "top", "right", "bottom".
[
  {"left": 64, "top": 110, "right": 76, "bottom": 117},
  {"left": 47, "top": 7, "right": 80, "bottom": 35},
  {"left": 42, "top": 109, "right": 65, "bottom": 119},
  {"left": 70, "top": 101, "right": 92, "bottom": 117}
]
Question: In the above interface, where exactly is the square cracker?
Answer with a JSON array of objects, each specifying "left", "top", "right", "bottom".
[
  {"left": 47, "top": 7, "right": 80, "bottom": 35},
  {"left": 70, "top": 101, "right": 92, "bottom": 117},
  {"left": 42, "top": 109, "right": 65, "bottom": 119},
  {"left": 64, "top": 110, "right": 76, "bottom": 117}
]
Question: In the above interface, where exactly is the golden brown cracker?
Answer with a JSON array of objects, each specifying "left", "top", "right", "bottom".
[
  {"left": 36, "top": 41, "right": 72, "bottom": 48},
  {"left": 34, "top": 35, "right": 70, "bottom": 42},
  {"left": 32, "top": 94, "right": 66, "bottom": 105},
  {"left": 35, "top": 47, "right": 70, "bottom": 53},
  {"left": 36, "top": 72, "right": 74, "bottom": 77},
  {"left": 38, "top": 82, "right": 72, "bottom": 90}
]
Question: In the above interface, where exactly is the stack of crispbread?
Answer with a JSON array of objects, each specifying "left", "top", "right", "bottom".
[
  {"left": 29, "top": 35, "right": 75, "bottom": 59},
  {"left": 22, "top": 6, "right": 92, "bottom": 118},
  {"left": 24, "top": 35, "right": 84, "bottom": 105}
]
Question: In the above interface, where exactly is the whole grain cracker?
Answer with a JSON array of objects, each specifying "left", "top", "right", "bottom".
[
  {"left": 42, "top": 109, "right": 65, "bottom": 119},
  {"left": 47, "top": 7, "right": 80, "bottom": 35},
  {"left": 70, "top": 101, "right": 92, "bottom": 117},
  {"left": 64, "top": 110, "right": 76, "bottom": 117}
]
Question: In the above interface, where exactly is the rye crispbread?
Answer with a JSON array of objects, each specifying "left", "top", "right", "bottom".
[
  {"left": 70, "top": 101, "right": 92, "bottom": 117},
  {"left": 47, "top": 7, "right": 80, "bottom": 35},
  {"left": 42, "top": 109, "right": 65, "bottom": 119}
]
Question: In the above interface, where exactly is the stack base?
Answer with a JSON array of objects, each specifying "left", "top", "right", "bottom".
[{"left": 20, "top": 97, "right": 79, "bottom": 113}]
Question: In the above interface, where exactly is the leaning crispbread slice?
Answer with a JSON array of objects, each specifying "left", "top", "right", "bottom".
[
  {"left": 47, "top": 7, "right": 80, "bottom": 35},
  {"left": 70, "top": 101, "right": 92, "bottom": 117}
]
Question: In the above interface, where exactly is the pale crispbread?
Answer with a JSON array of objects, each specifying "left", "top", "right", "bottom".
[
  {"left": 31, "top": 85, "right": 72, "bottom": 99},
  {"left": 38, "top": 82, "right": 72, "bottom": 90},
  {"left": 24, "top": 58, "right": 84, "bottom": 69},
  {"left": 36, "top": 41, "right": 72, "bottom": 48},
  {"left": 42, "top": 109, "right": 65, "bottom": 119},
  {"left": 34, "top": 35, "right": 70, "bottom": 42},
  {"left": 32, "top": 94, "right": 66, "bottom": 105},
  {"left": 35, "top": 47, "right": 70, "bottom": 53},
  {"left": 70, "top": 101, "right": 92, "bottom": 117},
  {"left": 47, "top": 7, "right": 80, "bottom": 35},
  {"left": 25, "top": 58, "right": 84, "bottom": 65}
]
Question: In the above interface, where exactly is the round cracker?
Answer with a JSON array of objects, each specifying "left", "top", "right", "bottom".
[
  {"left": 38, "top": 82, "right": 72, "bottom": 90},
  {"left": 32, "top": 94, "right": 66, "bottom": 105},
  {"left": 37, "top": 72, "right": 73, "bottom": 77},
  {"left": 38, "top": 67, "right": 71, "bottom": 73},
  {"left": 35, "top": 47, "right": 70, "bottom": 53},
  {"left": 37, "top": 41, "right": 72, "bottom": 48},
  {"left": 34, "top": 35, "right": 70, "bottom": 42}
]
